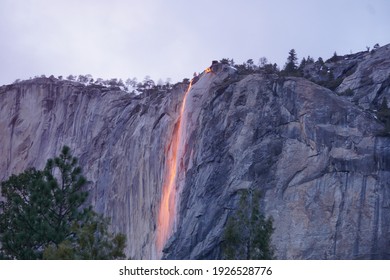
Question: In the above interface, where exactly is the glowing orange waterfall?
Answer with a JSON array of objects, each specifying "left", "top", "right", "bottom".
[{"left": 156, "top": 81, "right": 192, "bottom": 256}]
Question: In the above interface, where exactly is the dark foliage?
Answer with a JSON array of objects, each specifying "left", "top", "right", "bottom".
[
  {"left": 0, "top": 146, "right": 126, "bottom": 259},
  {"left": 221, "top": 189, "right": 274, "bottom": 260}
]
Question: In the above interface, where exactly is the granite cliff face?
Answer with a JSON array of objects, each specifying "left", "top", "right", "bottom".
[
  {"left": 1, "top": 45, "right": 390, "bottom": 259},
  {"left": 0, "top": 79, "right": 186, "bottom": 259}
]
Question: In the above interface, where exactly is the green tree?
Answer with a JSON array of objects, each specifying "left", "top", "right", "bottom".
[
  {"left": 258, "top": 57, "right": 268, "bottom": 68},
  {"left": 245, "top": 59, "right": 256, "bottom": 71},
  {"left": 327, "top": 51, "right": 339, "bottom": 63},
  {"left": 263, "top": 63, "right": 280, "bottom": 75},
  {"left": 0, "top": 146, "right": 126, "bottom": 259},
  {"left": 306, "top": 56, "right": 315, "bottom": 64},
  {"left": 222, "top": 189, "right": 274, "bottom": 260},
  {"left": 298, "top": 57, "right": 307, "bottom": 70},
  {"left": 298, "top": 57, "right": 307, "bottom": 76},
  {"left": 284, "top": 49, "right": 298, "bottom": 75},
  {"left": 43, "top": 211, "right": 126, "bottom": 260},
  {"left": 0, "top": 168, "right": 48, "bottom": 259},
  {"left": 42, "top": 146, "right": 89, "bottom": 246},
  {"left": 220, "top": 58, "right": 235, "bottom": 66}
]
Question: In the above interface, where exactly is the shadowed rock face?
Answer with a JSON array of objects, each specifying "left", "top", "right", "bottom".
[
  {"left": 1, "top": 45, "right": 390, "bottom": 260},
  {"left": 164, "top": 67, "right": 390, "bottom": 260}
]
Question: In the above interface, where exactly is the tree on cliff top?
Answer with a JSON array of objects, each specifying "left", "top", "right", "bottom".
[
  {"left": 283, "top": 49, "right": 299, "bottom": 75},
  {"left": 0, "top": 146, "right": 126, "bottom": 259},
  {"left": 222, "top": 189, "right": 274, "bottom": 260}
]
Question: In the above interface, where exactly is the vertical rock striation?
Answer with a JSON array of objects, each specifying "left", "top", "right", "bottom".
[{"left": 0, "top": 78, "right": 187, "bottom": 259}]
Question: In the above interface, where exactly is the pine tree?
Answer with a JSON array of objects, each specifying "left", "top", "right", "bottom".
[
  {"left": 0, "top": 168, "right": 48, "bottom": 259},
  {"left": 222, "top": 189, "right": 274, "bottom": 259},
  {"left": 42, "top": 146, "right": 89, "bottom": 246},
  {"left": 0, "top": 146, "right": 126, "bottom": 259},
  {"left": 298, "top": 57, "right": 307, "bottom": 76},
  {"left": 43, "top": 211, "right": 126, "bottom": 260},
  {"left": 284, "top": 49, "right": 298, "bottom": 74}
]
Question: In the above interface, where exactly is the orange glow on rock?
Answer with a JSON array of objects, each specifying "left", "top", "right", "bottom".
[
  {"left": 205, "top": 67, "right": 212, "bottom": 73},
  {"left": 156, "top": 81, "right": 192, "bottom": 256}
]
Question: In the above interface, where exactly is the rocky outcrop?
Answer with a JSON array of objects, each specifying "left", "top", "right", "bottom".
[
  {"left": 302, "top": 44, "right": 390, "bottom": 111},
  {"left": 336, "top": 44, "right": 390, "bottom": 110},
  {"left": 1, "top": 45, "right": 390, "bottom": 259}
]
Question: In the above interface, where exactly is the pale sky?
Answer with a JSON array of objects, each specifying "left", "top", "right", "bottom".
[{"left": 0, "top": 0, "right": 389, "bottom": 86}]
